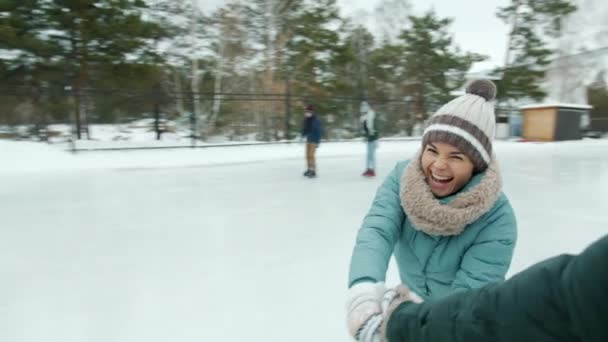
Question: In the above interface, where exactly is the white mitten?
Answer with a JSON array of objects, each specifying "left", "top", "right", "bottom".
[
  {"left": 377, "top": 285, "right": 424, "bottom": 342},
  {"left": 345, "top": 282, "right": 386, "bottom": 339}
]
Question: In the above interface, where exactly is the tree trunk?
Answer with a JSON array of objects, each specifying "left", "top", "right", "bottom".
[
  {"left": 502, "top": 0, "right": 520, "bottom": 67},
  {"left": 154, "top": 100, "right": 161, "bottom": 140},
  {"left": 74, "top": 85, "right": 82, "bottom": 140},
  {"left": 191, "top": 58, "right": 204, "bottom": 140},
  {"left": 210, "top": 51, "right": 224, "bottom": 128},
  {"left": 285, "top": 71, "right": 292, "bottom": 140},
  {"left": 249, "top": 71, "right": 262, "bottom": 141}
]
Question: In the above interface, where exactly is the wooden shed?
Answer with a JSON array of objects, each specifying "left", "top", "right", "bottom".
[{"left": 519, "top": 103, "right": 592, "bottom": 141}]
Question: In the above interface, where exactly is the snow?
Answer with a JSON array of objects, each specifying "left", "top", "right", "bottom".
[
  {"left": 30, "top": 122, "right": 285, "bottom": 148},
  {"left": 44, "top": 122, "right": 190, "bottom": 145},
  {"left": 1, "top": 138, "right": 608, "bottom": 342}
]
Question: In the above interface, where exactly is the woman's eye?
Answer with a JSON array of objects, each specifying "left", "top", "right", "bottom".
[{"left": 451, "top": 156, "right": 464, "bottom": 161}]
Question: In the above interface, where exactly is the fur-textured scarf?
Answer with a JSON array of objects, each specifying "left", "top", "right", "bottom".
[{"left": 400, "top": 152, "right": 502, "bottom": 236}]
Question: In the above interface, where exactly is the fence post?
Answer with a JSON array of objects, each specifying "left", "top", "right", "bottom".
[
  {"left": 65, "top": 85, "right": 77, "bottom": 152},
  {"left": 285, "top": 85, "right": 292, "bottom": 140},
  {"left": 154, "top": 101, "right": 161, "bottom": 141},
  {"left": 190, "top": 109, "right": 196, "bottom": 147},
  {"left": 190, "top": 90, "right": 197, "bottom": 147}
]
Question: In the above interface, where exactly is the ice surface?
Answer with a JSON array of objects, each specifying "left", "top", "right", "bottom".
[{"left": 1, "top": 139, "right": 607, "bottom": 342}]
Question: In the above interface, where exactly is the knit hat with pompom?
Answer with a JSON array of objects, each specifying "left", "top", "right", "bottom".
[{"left": 421, "top": 79, "right": 498, "bottom": 171}]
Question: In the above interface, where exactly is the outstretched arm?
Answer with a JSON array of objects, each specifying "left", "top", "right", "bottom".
[{"left": 384, "top": 234, "right": 608, "bottom": 342}]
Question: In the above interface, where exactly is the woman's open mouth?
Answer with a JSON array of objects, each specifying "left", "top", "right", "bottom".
[{"left": 431, "top": 172, "right": 453, "bottom": 184}]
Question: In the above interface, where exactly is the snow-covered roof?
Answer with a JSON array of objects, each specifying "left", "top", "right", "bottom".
[{"left": 519, "top": 103, "right": 593, "bottom": 110}]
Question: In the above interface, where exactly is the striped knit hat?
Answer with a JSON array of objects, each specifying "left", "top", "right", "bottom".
[{"left": 422, "top": 79, "right": 497, "bottom": 172}]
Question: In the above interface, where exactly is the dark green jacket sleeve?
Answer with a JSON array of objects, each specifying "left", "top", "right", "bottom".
[{"left": 386, "top": 234, "right": 608, "bottom": 342}]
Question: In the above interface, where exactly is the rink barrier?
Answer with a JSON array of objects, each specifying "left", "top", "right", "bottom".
[{"left": 65, "top": 137, "right": 423, "bottom": 153}]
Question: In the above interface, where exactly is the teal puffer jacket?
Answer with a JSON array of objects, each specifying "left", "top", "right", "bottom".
[{"left": 348, "top": 159, "right": 517, "bottom": 300}]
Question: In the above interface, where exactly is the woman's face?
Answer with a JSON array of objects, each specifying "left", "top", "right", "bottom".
[{"left": 421, "top": 142, "right": 475, "bottom": 198}]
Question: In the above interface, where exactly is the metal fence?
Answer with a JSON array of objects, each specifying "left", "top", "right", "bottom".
[
  {"left": 0, "top": 86, "right": 448, "bottom": 144},
  {"left": 1, "top": 85, "right": 604, "bottom": 149}
]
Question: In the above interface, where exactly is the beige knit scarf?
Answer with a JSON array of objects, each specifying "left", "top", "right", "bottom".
[{"left": 400, "top": 151, "right": 502, "bottom": 236}]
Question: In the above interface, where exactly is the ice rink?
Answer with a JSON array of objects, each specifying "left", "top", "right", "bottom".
[{"left": 1, "top": 139, "right": 607, "bottom": 342}]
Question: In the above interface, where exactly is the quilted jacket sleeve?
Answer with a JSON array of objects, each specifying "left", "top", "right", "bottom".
[{"left": 348, "top": 162, "right": 407, "bottom": 287}]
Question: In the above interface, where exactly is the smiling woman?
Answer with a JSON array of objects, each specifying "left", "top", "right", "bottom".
[
  {"left": 345, "top": 79, "right": 518, "bottom": 341},
  {"left": 421, "top": 142, "right": 474, "bottom": 198}
]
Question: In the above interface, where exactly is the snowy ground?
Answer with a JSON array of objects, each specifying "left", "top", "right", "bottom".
[
  {"left": 3, "top": 121, "right": 260, "bottom": 148},
  {"left": 1, "top": 139, "right": 608, "bottom": 342}
]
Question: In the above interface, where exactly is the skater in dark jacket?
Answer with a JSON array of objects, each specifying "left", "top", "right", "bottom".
[
  {"left": 301, "top": 104, "right": 323, "bottom": 178},
  {"left": 356, "top": 233, "right": 608, "bottom": 342}
]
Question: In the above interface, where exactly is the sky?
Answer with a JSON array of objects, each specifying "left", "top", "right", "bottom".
[{"left": 198, "top": 0, "right": 511, "bottom": 72}]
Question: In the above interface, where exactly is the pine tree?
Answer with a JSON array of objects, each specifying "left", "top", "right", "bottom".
[
  {"left": 495, "top": 0, "right": 577, "bottom": 102},
  {"left": 0, "top": 0, "right": 63, "bottom": 138},
  {"left": 42, "top": 0, "right": 168, "bottom": 138},
  {"left": 329, "top": 24, "right": 375, "bottom": 136},
  {"left": 145, "top": 0, "right": 211, "bottom": 140},
  {"left": 284, "top": 0, "right": 341, "bottom": 95},
  {"left": 398, "top": 11, "right": 485, "bottom": 124}
]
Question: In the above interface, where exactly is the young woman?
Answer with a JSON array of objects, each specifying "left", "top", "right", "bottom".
[{"left": 346, "top": 80, "right": 518, "bottom": 340}]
